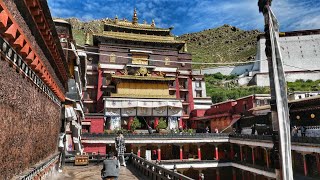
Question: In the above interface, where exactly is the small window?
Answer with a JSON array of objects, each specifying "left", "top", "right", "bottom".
[
  {"left": 196, "top": 90, "right": 202, "bottom": 97},
  {"left": 165, "top": 57, "right": 170, "bottom": 65},
  {"left": 196, "top": 81, "right": 201, "bottom": 88},
  {"left": 109, "top": 53, "right": 116, "bottom": 63}
]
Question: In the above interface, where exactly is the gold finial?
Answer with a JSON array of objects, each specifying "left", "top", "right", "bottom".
[
  {"left": 115, "top": 15, "right": 118, "bottom": 24},
  {"left": 132, "top": 8, "right": 138, "bottom": 24},
  {"left": 183, "top": 42, "right": 188, "bottom": 52},
  {"left": 85, "top": 27, "right": 92, "bottom": 45},
  {"left": 85, "top": 32, "right": 90, "bottom": 45},
  {"left": 143, "top": 19, "right": 147, "bottom": 24},
  {"left": 151, "top": 19, "right": 155, "bottom": 27}
]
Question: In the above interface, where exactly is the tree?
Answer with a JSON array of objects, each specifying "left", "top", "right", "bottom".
[
  {"left": 130, "top": 117, "right": 141, "bottom": 131},
  {"left": 156, "top": 117, "right": 167, "bottom": 130}
]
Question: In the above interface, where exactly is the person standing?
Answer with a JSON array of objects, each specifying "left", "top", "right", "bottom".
[
  {"left": 115, "top": 131, "right": 126, "bottom": 166},
  {"left": 292, "top": 126, "right": 298, "bottom": 137},
  {"left": 214, "top": 127, "right": 219, "bottom": 133},
  {"left": 300, "top": 126, "right": 306, "bottom": 137}
]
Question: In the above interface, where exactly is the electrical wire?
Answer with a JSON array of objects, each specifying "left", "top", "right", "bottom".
[
  {"left": 63, "top": 47, "right": 265, "bottom": 65},
  {"left": 64, "top": 47, "right": 320, "bottom": 72}
]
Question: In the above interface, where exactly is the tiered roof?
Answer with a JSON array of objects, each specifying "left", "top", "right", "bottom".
[{"left": 93, "top": 9, "right": 185, "bottom": 46}]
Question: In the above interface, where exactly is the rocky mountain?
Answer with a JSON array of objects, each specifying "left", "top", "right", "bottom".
[
  {"left": 177, "top": 24, "right": 261, "bottom": 69},
  {"left": 60, "top": 18, "right": 261, "bottom": 68}
]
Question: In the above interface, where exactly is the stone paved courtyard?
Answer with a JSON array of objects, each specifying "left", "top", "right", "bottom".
[{"left": 52, "top": 164, "right": 148, "bottom": 180}]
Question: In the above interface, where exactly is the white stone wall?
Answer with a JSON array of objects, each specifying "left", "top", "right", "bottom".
[
  {"left": 193, "top": 63, "right": 254, "bottom": 76},
  {"left": 256, "top": 34, "right": 320, "bottom": 73},
  {"left": 252, "top": 71, "right": 320, "bottom": 87}
]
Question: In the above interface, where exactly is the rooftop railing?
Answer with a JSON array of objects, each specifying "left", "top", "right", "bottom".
[
  {"left": 82, "top": 133, "right": 230, "bottom": 139},
  {"left": 82, "top": 132, "right": 320, "bottom": 145},
  {"left": 130, "top": 154, "right": 193, "bottom": 180}
]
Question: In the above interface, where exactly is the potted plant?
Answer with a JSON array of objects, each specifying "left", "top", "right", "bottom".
[
  {"left": 156, "top": 117, "right": 168, "bottom": 134},
  {"left": 130, "top": 117, "right": 141, "bottom": 133}
]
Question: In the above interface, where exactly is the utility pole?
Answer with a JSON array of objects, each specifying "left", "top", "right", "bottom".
[{"left": 258, "top": 1, "right": 293, "bottom": 180}]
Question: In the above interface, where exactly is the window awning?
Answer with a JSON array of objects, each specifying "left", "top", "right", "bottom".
[{"left": 104, "top": 98, "right": 182, "bottom": 109}]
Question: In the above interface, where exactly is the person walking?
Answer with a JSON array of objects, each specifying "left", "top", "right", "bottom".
[{"left": 115, "top": 131, "right": 126, "bottom": 166}]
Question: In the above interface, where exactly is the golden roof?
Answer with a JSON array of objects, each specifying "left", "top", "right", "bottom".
[
  {"left": 111, "top": 93, "right": 176, "bottom": 99},
  {"left": 102, "top": 8, "right": 170, "bottom": 31},
  {"left": 112, "top": 75, "right": 176, "bottom": 81},
  {"left": 95, "top": 31, "right": 184, "bottom": 44}
]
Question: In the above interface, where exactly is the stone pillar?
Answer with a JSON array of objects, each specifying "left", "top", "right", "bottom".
[
  {"left": 216, "top": 169, "right": 220, "bottom": 180},
  {"left": 232, "top": 168, "right": 236, "bottom": 180},
  {"left": 157, "top": 146, "right": 161, "bottom": 161},
  {"left": 128, "top": 116, "right": 134, "bottom": 130},
  {"left": 137, "top": 146, "right": 141, "bottom": 157},
  {"left": 198, "top": 145, "right": 202, "bottom": 160},
  {"left": 265, "top": 148, "right": 270, "bottom": 168},
  {"left": 303, "top": 153, "right": 308, "bottom": 176},
  {"left": 251, "top": 147, "right": 255, "bottom": 165},
  {"left": 240, "top": 145, "right": 243, "bottom": 162},
  {"left": 180, "top": 145, "right": 183, "bottom": 160},
  {"left": 215, "top": 145, "right": 219, "bottom": 160},
  {"left": 230, "top": 144, "right": 234, "bottom": 160},
  {"left": 154, "top": 117, "right": 159, "bottom": 129}
]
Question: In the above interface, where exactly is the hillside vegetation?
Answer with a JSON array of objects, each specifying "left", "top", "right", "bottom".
[
  {"left": 205, "top": 73, "right": 320, "bottom": 103},
  {"left": 178, "top": 24, "right": 261, "bottom": 69}
]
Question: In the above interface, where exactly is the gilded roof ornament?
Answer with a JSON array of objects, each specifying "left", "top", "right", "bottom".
[
  {"left": 115, "top": 15, "right": 119, "bottom": 24},
  {"left": 132, "top": 8, "right": 138, "bottom": 24},
  {"left": 151, "top": 19, "right": 155, "bottom": 27}
]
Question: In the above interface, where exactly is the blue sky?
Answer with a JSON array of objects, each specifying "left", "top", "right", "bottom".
[{"left": 48, "top": 0, "right": 320, "bottom": 35}]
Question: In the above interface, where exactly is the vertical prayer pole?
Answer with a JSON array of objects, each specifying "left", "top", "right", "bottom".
[{"left": 258, "top": 0, "right": 293, "bottom": 179}]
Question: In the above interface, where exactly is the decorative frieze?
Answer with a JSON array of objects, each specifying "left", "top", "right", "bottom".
[
  {"left": 0, "top": 36, "right": 61, "bottom": 105},
  {"left": 0, "top": 2, "right": 65, "bottom": 101}
]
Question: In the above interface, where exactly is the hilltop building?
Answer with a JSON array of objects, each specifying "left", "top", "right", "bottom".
[
  {"left": 194, "top": 29, "right": 320, "bottom": 87},
  {"left": 81, "top": 9, "right": 212, "bottom": 147}
]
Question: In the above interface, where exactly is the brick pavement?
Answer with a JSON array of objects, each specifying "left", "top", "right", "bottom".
[{"left": 51, "top": 164, "right": 148, "bottom": 180}]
